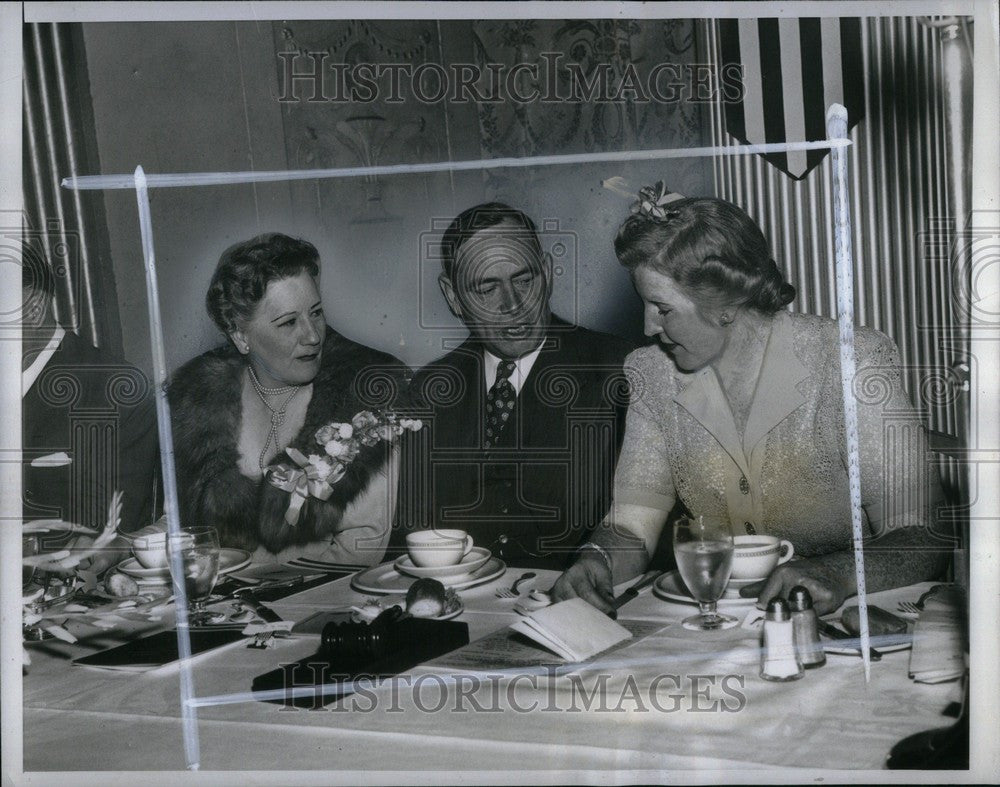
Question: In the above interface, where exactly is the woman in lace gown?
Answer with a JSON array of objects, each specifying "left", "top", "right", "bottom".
[{"left": 554, "top": 193, "right": 947, "bottom": 614}]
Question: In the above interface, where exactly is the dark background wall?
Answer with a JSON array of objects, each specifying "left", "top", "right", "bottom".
[{"left": 80, "top": 19, "right": 710, "bottom": 373}]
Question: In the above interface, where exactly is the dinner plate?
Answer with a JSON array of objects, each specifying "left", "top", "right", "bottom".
[
  {"left": 351, "top": 557, "right": 506, "bottom": 595},
  {"left": 117, "top": 548, "right": 252, "bottom": 580},
  {"left": 393, "top": 547, "right": 491, "bottom": 579},
  {"left": 653, "top": 570, "right": 757, "bottom": 607}
]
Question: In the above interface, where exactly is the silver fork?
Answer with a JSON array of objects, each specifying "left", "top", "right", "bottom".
[
  {"left": 896, "top": 601, "right": 921, "bottom": 617},
  {"left": 496, "top": 572, "right": 536, "bottom": 599}
]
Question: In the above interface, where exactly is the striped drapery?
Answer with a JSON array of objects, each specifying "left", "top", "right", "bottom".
[
  {"left": 718, "top": 17, "right": 864, "bottom": 180},
  {"left": 23, "top": 23, "right": 118, "bottom": 353},
  {"left": 704, "top": 16, "right": 967, "bottom": 499}
]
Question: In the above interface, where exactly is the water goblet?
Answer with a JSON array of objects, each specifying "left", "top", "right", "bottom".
[
  {"left": 167, "top": 527, "right": 221, "bottom": 626},
  {"left": 23, "top": 534, "right": 38, "bottom": 590},
  {"left": 673, "top": 515, "right": 738, "bottom": 631}
]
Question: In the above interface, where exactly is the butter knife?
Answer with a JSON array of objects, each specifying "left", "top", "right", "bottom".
[
  {"left": 610, "top": 570, "right": 661, "bottom": 611},
  {"left": 817, "top": 619, "right": 883, "bottom": 661}
]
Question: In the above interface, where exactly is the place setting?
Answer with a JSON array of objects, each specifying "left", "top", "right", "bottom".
[
  {"left": 653, "top": 528, "right": 795, "bottom": 616},
  {"left": 350, "top": 529, "right": 506, "bottom": 595},
  {"left": 114, "top": 528, "right": 251, "bottom": 587}
]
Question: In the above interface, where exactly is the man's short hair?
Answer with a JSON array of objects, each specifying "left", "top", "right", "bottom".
[{"left": 440, "top": 202, "right": 543, "bottom": 280}]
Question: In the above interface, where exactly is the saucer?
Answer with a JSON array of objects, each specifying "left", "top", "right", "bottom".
[
  {"left": 394, "top": 547, "right": 491, "bottom": 579},
  {"left": 653, "top": 570, "right": 757, "bottom": 607},
  {"left": 117, "top": 548, "right": 252, "bottom": 581},
  {"left": 723, "top": 576, "right": 765, "bottom": 599},
  {"left": 351, "top": 557, "right": 506, "bottom": 595}
]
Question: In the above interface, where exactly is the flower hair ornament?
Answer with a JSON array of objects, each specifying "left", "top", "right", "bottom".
[{"left": 631, "top": 181, "right": 685, "bottom": 221}]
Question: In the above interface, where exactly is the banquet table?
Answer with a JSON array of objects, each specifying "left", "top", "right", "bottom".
[{"left": 21, "top": 568, "right": 958, "bottom": 776}]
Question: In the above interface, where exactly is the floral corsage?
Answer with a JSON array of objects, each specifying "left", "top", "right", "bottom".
[
  {"left": 265, "top": 410, "right": 422, "bottom": 526},
  {"left": 631, "top": 181, "right": 685, "bottom": 221}
]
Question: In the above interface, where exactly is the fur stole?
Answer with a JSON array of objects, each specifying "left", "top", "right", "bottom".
[{"left": 168, "top": 327, "right": 409, "bottom": 553}]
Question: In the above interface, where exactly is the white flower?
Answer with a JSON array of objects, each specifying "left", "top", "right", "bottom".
[
  {"left": 315, "top": 424, "right": 338, "bottom": 444},
  {"left": 325, "top": 440, "right": 348, "bottom": 458},
  {"left": 400, "top": 418, "right": 423, "bottom": 431},
  {"left": 376, "top": 425, "right": 398, "bottom": 441},
  {"left": 338, "top": 424, "right": 354, "bottom": 439}
]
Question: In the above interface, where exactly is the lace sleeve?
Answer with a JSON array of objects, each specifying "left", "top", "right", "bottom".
[
  {"left": 611, "top": 354, "right": 676, "bottom": 513},
  {"left": 851, "top": 329, "right": 944, "bottom": 537}
]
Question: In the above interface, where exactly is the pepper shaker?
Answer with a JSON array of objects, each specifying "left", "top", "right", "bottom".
[
  {"left": 789, "top": 586, "right": 826, "bottom": 669},
  {"left": 760, "top": 597, "right": 804, "bottom": 682}
]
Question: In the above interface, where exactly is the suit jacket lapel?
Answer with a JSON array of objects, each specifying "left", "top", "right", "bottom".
[
  {"left": 672, "top": 312, "right": 810, "bottom": 478},
  {"left": 673, "top": 368, "right": 750, "bottom": 478},
  {"left": 742, "top": 312, "right": 809, "bottom": 453},
  {"left": 510, "top": 323, "right": 571, "bottom": 447}
]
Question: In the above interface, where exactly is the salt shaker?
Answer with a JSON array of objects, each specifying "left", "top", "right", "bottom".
[
  {"left": 759, "top": 597, "right": 804, "bottom": 682},
  {"left": 789, "top": 585, "right": 826, "bottom": 669}
]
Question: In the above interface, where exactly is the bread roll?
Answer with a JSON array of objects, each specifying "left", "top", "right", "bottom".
[
  {"left": 105, "top": 571, "right": 139, "bottom": 597},
  {"left": 406, "top": 578, "right": 447, "bottom": 618}
]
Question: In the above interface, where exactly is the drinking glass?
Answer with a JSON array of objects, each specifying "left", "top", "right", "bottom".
[
  {"left": 23, "top": 534, "right": 38, "bottom": 589},
  {"left": 167, "top": 527, "right": 221, "bottom": 626},
  {"left": 673, "top": 515, "right": 738, "bottom": 631}
]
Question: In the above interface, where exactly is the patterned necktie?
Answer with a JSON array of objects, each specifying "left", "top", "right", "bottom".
[{"left": 485, "top": 359, "right": 517, "bottom": 448}]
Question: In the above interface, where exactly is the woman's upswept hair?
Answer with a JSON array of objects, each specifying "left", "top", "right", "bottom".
[
  {"left": 614, "top": 197, "right": 795, "bottom": 314},
  {"left": 206, "top": 233, "right": 320, "bottom": 333}
]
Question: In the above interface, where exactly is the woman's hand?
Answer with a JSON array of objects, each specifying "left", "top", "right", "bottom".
[
  {"left": 740, "top": 558, "right": 853, "bottom": 616},
  {"left": 551, "top": 553, "right": 616, "bottom": 613}
]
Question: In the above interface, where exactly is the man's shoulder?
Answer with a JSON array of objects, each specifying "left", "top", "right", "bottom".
[
  {"left": 546, "top": 317, "right": 634, "bottom": 365},
  {"left": 44, "top": 331, "right": 154, "bottom": 407},
  {"left": 413, "top": 341, "right": 479, "bottom": 378}
]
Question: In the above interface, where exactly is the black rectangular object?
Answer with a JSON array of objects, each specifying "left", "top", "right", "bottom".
[
  {"left": 73, "top": 628, "right": 245, "bottom": 669},
  {"left": 251, "top": 618, "right": 469, "bottom": 708}
]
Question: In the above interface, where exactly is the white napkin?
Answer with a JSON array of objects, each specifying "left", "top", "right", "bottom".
[
  {"left": 509, "top": 598, "right": 632, "bottom": 662},
  {"left": 908, "top": 587, "right": 966, "bottom": 684}
]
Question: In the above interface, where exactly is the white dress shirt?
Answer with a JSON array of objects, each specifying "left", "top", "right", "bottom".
[
  {"left": 22, "top": 326, "right": 65, "bottom": 396},
  {"left": 483, "top": 344, "right": 543, "bottom": 395}
]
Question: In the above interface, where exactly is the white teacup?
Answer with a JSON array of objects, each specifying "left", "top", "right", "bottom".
[
  {"left": 730, "top": 535, "right": 794, "bottom": 581},
  {"left": 406, "top": 529, "right": 474, "bottom": 568},
  {"left": 132, "top": 532, "right": 169, "bottom": 569}
]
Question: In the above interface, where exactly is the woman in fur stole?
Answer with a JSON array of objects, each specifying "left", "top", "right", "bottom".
[{"left": 168, "top": 233, "right": 408, "bottom": 566}]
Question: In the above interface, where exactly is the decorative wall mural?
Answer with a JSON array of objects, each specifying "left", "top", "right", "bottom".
[
  {"left": 470, "top": 18, "right": 708, "bottom": 196},
  {"left": 276, "top": 21, "right": 445, "bottom": 225}
]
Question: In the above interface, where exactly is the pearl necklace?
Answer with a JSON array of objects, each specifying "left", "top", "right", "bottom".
[{"left": 248, "top": 365, "right": 302, "bottom": 474}]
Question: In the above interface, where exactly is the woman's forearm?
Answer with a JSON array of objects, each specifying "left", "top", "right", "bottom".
[
  {"left": 810, "top": 526, "right": 951, "bottom": 597},
  {"left": 586, "top": 503, "right": 669, "bottom": 584}
]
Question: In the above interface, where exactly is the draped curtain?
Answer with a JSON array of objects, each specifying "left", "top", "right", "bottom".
[
  {"left": 702, "top": 17, "right": 969, "bottom": 505},
  {"left": 23, "top": 23, "right": 119, "bottom": 354}
]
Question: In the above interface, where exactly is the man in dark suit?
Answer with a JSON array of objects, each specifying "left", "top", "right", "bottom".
[
  {"left": 395, "top": 203, "right": 633, "bottom": 569},
  {"left": 22, "top": 257, "right": 159, "bottom": 568}
]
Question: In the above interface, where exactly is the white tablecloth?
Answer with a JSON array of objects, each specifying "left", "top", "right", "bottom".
[{"left": 22, "top": 570, "right": 957, "bottom": 776}]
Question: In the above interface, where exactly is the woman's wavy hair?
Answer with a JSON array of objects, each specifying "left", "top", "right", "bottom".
[
  {"left": 206, "top": 233, "right": 320, "bottom": 334},
  {"left": 614, "top": 197, "right": 795, "bottom": 314}
]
